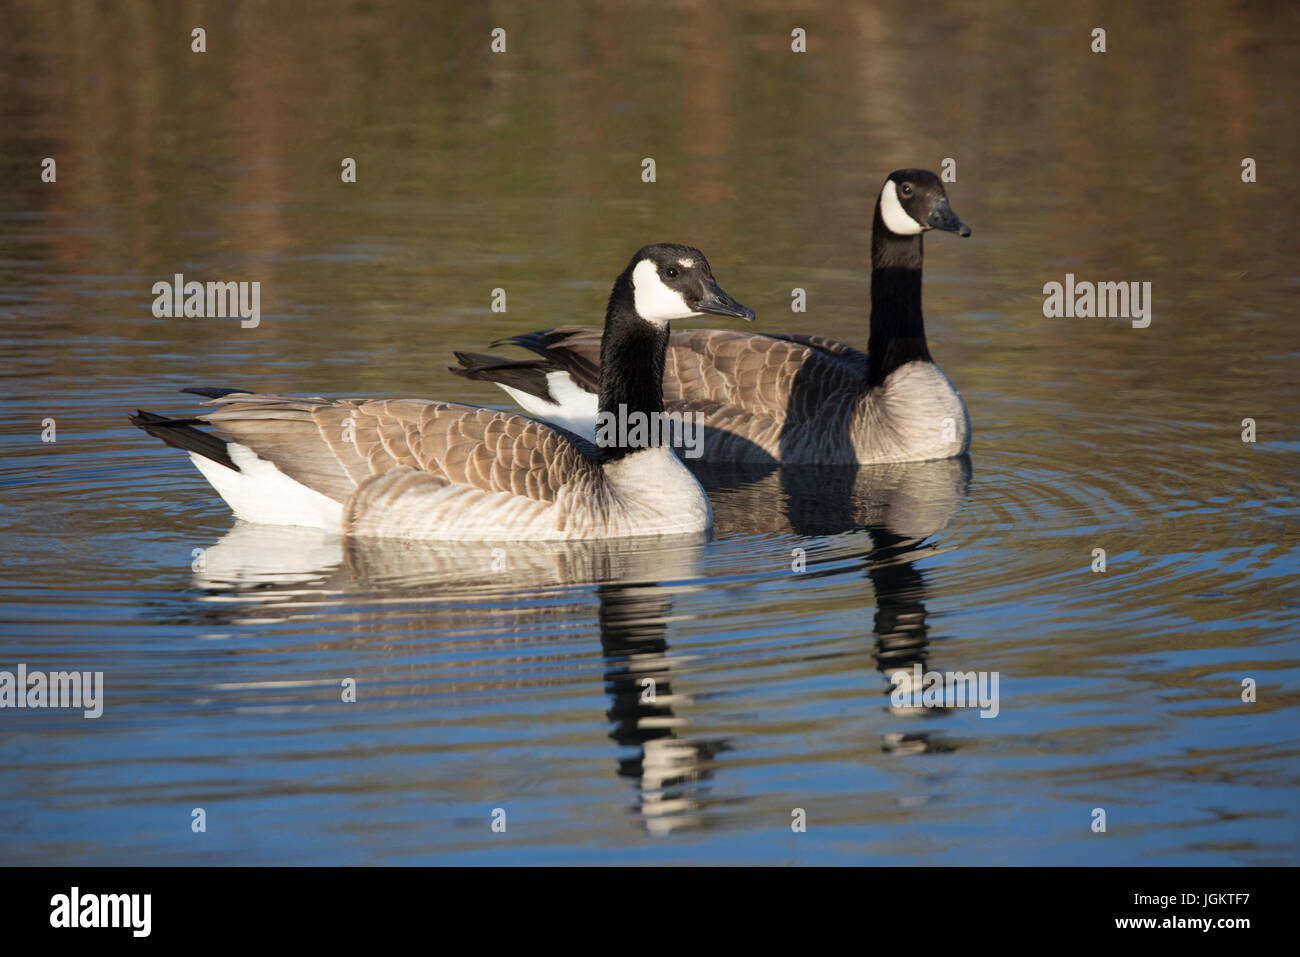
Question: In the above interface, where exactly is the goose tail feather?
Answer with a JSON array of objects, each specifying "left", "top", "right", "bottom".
[{"left": 129, "top": 409, "right": 240, "bottom": 472}]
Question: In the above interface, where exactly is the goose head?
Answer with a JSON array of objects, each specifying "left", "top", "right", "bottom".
[
  {"left": 623, "top": 243, "right": 756, "bottom": 327},
  {"left": 876, "top": 169, "right": 971, "bottom": 238}
]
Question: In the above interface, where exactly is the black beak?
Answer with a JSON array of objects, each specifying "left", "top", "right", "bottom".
[
  {"left": 695, "top": 278, "right": 756, "bottom": 322},
  {"left": 927, "top": 200, "right": 972, "bottom": 237}
]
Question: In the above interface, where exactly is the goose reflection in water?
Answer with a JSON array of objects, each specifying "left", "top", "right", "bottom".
[
  {"left": 703, "top": 457, "right": 973, "bottom": 757},
  {"left": 176, "top": 453, "right": 971, "bottom": 834},
  {"left": 187, "top": 525, "right": 723, "bottom": 835}
]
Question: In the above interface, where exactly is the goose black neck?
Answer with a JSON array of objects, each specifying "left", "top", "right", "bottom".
[
  {"left": 597, "top": 278, "right": 668, "bottom": 464},
  {"left": 868, "top": 205, "right": 930, "bottom": 388}
]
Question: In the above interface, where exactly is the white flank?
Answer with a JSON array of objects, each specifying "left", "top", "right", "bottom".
[
  {"left": 189, "top": 443, "right": 344, "bottom": 530},
  {"left": 498, "top": 372, "right": 599, "bottom": 443}
]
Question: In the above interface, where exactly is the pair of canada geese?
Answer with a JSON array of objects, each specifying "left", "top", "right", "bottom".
[{"left": 132, "top": 169, "right": 971, "bottom": 541}]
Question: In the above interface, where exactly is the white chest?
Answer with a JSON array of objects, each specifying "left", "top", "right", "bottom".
[
  {"left": 601, "top": 446, "right": 713, "bottom": 535},
  {"left": 854, "top": 361, "right": 970, "bottom": 463}
]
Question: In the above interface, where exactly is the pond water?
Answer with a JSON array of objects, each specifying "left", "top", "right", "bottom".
[{"left": 0, "top": 0, "right": 1296, "bottom": 864}]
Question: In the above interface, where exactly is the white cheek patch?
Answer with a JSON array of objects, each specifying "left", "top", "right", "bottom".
[
  {"left": 632, "top": 259, "right": 698, "bottom": 325},
  {"left": 879, "top": 179, "right": 926, "bottom": 235}
]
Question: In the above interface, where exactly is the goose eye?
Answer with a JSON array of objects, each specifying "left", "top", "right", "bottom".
[
  {"left": 665, "top": 266, "right": 679, "bottom": 278},
  {"left": 900, "top": 183, "right": 912, "bottom": 196}
]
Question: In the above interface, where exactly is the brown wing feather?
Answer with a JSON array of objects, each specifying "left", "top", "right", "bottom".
[
  {"left": 508, "top": 326, "right": 868, "bottom": 423},
  {"left": 195, "top": 393, "right": 603, "bottom": 505}
]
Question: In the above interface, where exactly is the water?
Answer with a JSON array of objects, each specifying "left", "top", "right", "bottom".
[{"left": 1, "top": 0, "right": 1297, "bottom": 865}]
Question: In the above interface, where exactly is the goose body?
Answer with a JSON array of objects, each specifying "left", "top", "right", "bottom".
[
  {"left": 454, "top": 170, "right": 971, "bottom": 466},
  {"left": 131, "top": 244, "right": 754, "bottom": 541}
]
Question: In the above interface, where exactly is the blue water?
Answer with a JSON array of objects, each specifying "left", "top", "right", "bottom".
[{"left": 1, "top": 0, "right": 1297, "bottom": 865}]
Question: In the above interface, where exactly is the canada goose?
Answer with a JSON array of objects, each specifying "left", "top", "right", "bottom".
[
  {"left": 453, "top": 170, "right": 971, "bottom": 465},
  {"left": 129, "top": 244, "right": 754, "bottom": 541}
]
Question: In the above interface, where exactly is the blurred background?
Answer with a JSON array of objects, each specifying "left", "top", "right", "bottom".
[{"left": 0, "top": 1, "right": 1296, "bottom": 865}]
